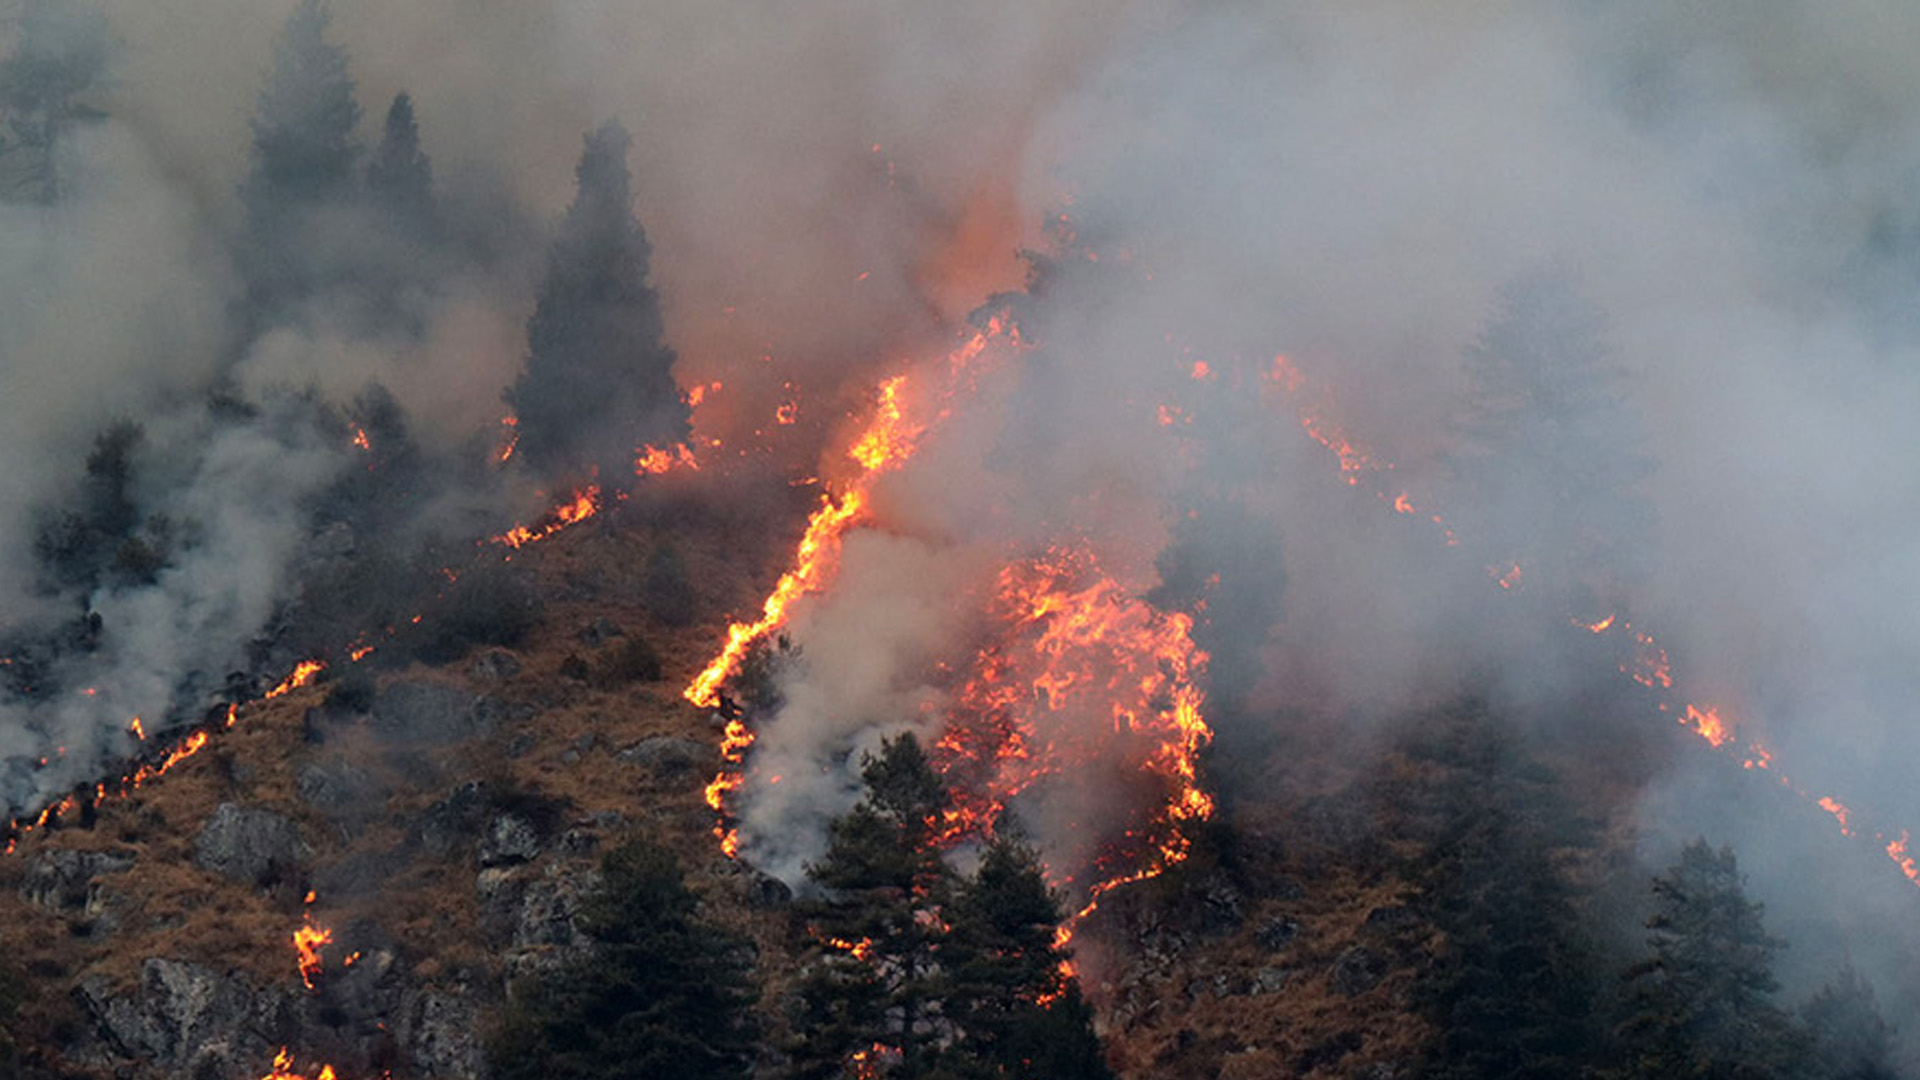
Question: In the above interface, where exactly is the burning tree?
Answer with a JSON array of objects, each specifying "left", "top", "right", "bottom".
[
  {"left": 505, "top": 120, "right": 688, "bottom": 482},
  {"left": 791, "top": 734, "right": 1108, "bottom": 1079}
]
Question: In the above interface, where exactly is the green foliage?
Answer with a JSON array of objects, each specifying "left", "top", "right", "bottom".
[
  {"left": 1407, "top": 711, "right": 1607, "bottom": 1080},
  {"left": 488, "top": 839, "right": 758, "bottom": 1080},
  {"left": 1801, "top": 969, "right": 1898, "bottom": 1080},
  {"left": 1616, "top": 839, "right": 1808, "bottom": 1079},
  {"left": 246, "top": 0, "right": 359, "bottom": 203},
  {"left": 33, "top": 421, "right": 159, "bottom": 590},
  {"left": 792, "top": 737, "right": 1110, "bottom": 1079},
  {"left": 793, "top": 734, "right": 959, "bottom": 1078},
  {"left": 939, "top": 835, "right": 1113, "bottom": 1080},
  {"left": 505, "top": 120, "right": 688, "bottom": 480}
]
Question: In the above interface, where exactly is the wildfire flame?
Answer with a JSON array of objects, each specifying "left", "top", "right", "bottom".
[
  {"left": 294, "top": 897, "right": 333, "bottom": 992},
  {"left": 933, "top": 545, "right": 1214, "bottom": 909},
  {"left": 636, "top": 442, "right": 701, "bottom": 476},
  {"left": 260, "top": 1049, "right": 339, "bottom": 1080},
  {"left": 1261, "top": 348, "right": 1920, "bottom": 892},
  {"left": 490, "top": 486, "right": 600, "bottom": 549}
]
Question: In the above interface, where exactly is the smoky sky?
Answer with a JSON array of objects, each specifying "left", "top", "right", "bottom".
[{"left": 7, "top": 0, "right": 1920, "bottom": 1017}]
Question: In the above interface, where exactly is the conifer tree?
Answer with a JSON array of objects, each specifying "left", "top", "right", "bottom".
[
  {"left": 488, "top": 839, "right": 758, "bottom": 1080},
  {"left": 1617, "top": 840, "right": 1809, "bottom": 1079},
  {"left": 793, "top": 734, "right": 957, "bottom": 1079},
  {"left": 940, "top": 834, "right": 1112, "bottom": 1080},
  {"left": 1411, "top": 712, "right": 1605, "bottom": 1080},
  {"left": 1451, "top": 271, "right": 1654, "bottom": 611},
  {"left": 365, "top": 91, "right": 433, "bottom": 229},
  {"left": 505, "top": 120, "right": 687, "bottom": 481},
  {"left": 1802, "top": 968, "right": 1898, "bottom": 1080},
  {"left": 238, "top": 0, "right": 361, "bottom": 324}
]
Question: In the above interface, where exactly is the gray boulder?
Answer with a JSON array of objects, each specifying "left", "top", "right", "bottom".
[
  {"left": 21, "top": 849, "right": 135, "bottom": 913},
  {"left": 398, "top": 986, "right": 487, "bottom": 1079},
  {"left": 617, "top": 736, "right": 713, "bottom": 778},
  {"left": 477, "top": 814, "right": 542, "bottom": 868},
  {"left": 469, "top": 649, "right": 522, "bottom": 682},
  {"left": 370, "top": 682, "right": 501, "bottom": 744},
  {"left": 193, "top": 803, "right": 302, "bottom": 885},
  {"left": 1331, "top": 946, "right": 1389, "bottom": 997}
]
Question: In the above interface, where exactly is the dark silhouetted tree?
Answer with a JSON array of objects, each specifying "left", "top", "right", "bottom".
[
  {"left": 1617, "top": 840, "right": 1809, "bottom": 1079},
  {"left": 1147, "top": 495, "right": 1285, "bottom": 718},
  {"left": 238, "top": 0, "right": 360, "bottom": 325},
  {"left": 940, "top": 832, "right": 1112, "bottom": 1080},
  {"left": 365, "top": 91, "right": 432, "bottom": 230},
  {"left": 1802, "top": 968, "right": 1898, "bottom": 1080},
  {"left": 1451, "top": 271, "right": 1654, "bottom": 613},
  {"left": 0, "top": 0, "right": 108, "bottom": 203},
  {"left": 792, "top": 738, "right": 1111, "bottom": 1079},
  {"left": 792, "top": 733, "right": 956, "bottom": 1079},
  {"left": 488, "top": 839, "right": 758, "bottom": 1080},
  {"left": 1408, "top": 711, "right": 1607, "bottom": 1080},
  {"left": 505, "top": 120, "right": 687, "bottom": 481}
]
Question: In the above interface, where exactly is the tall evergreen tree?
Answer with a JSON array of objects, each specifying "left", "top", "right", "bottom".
[
  {"left": 1450, "top": 271, "right": 1654, "bottom": 612},
  {"left": 1409, "top": 711, "right": 1607, "bottom": 1080},
  {"left": 365, "top": 90, "right": 433, "bottom": 234},
  {"left": 238, "top": 0, "right": 360, "bottom": 324},
  {"left": 505, "top": 120, "right": 687, "bottom": 481},
  {"left": 1801, "top": 968, "right": 1898, "bottom": 1080},
  {"left": 792, "top": 737, "right": 1111, "bottom": 1080},
  {"left": 0, "top": 0, "right": 109, "bottom": 203},
  {"left": 1617, "top": 840, "right": 1808, "bottom": 1079},
  {"left": 793, "top": 734, "right": 957, "bottom": 1079},
  {"left": 488, "top": 839, "right": 758, "bottom": 1080},
  {"left": 940, "top": 834, "right": 1112, "bottom": 1080}
]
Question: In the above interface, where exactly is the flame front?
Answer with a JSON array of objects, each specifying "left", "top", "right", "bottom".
[
  {"left": 935, "top": 545, "right": 1214, "bottom": 905},
  {"left": 491, "top": 486, "right": 601, "bottom": 549}
]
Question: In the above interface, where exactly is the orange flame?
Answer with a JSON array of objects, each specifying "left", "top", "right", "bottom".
[
  {"left": 294, "top": 896, "right": 333, "bottom": 992},
  {"left": 635, "top": 443, "right": 701, "bottom": 476},
  {"left": 1889, "top": 831, "right": 1919, "bottom": 886},
  {"left": 1818, "top": 797, "right": 1853, "bottom": 836},
  {"left": 491, "top": 486, "right": 600, "bottom": 549},
  {"left": 933, "top": 546, "right": 1213, "bottom": 909},
  {"left": 265, "top": 660, "right": 325, "bottom": 700},
  {"left": 260, "top": 1048, "right": 339, "bottom": 1080},
  {"left": 351, "top": 428, "right": 371, "bottom": 452}
]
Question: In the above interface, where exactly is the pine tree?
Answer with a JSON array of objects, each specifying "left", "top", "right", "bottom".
[
  {"left": 1617, "top": 840, "right": 1809, "bottom": 1079},
  {"left": 1410, "top": 712, "right": 1606, "bottom": 1080},
  {"left": 939, "top": 834, "right": 1112, "bottom": 1080},
  {"left": 1802, "top": 968, "right": 1898, "bottom": 1080},
  {"left": 1451, "top": 271, "right": 1654, "bottom": 611},
  {"left": 0, "top": 0, "right": 108, "bottom": 203},
  {"left": 237, "top": 0, "right": 361, "bottom": 326},
  {"left": 245, "top": 0, "right": 359, "bottom": 205},
  {"left": 488, "top": 839, "right": 758, "bottom": 1080},
  {"left": 505, "top": 120, "right": 687, "bottom": 481},
  {"left": 365, "top": 91, "right": 434, "bottom": 236},
  {"left": 793, "top": 734, "right": 956, "bottom": 1079}
]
